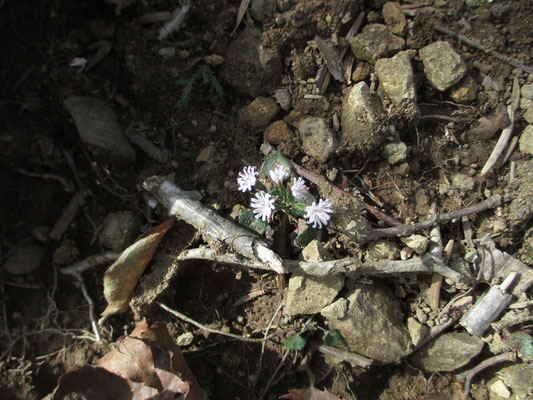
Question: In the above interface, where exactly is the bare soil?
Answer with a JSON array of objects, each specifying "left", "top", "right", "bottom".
[{"left": 0, "top": 1, "right": 531, "bottom": 399}]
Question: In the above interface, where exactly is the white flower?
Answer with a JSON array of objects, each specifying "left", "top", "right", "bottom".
[
  {"left": 237, "top": 166, "right": 258, "bottom": 192},
  {"left": 304, "top": 199, "right": 333, "bottom": 228},
  {"left": 291, "top": 177, "right": 308, "bottom": 201},
  {"left": 269, "top": 164, "right": 289, "bottom": 184},
  {"left": 251, "top": 191, "right": 275, "bottom": 221}
]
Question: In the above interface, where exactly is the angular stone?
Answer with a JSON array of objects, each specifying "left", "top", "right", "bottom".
[
  {"left": 196, "top": 145, "right": 216, "bottom": 162},
  {"left": 450, "top": 75, "right": 479, "bottom": 103},
  {"left": 521, "top": 84, "right": 533, "bottom": 101},
  {"left": 452, "top": 173, "right": 475, "bottom": 191},
  {"left": 383, "top": 141, "right": 408, "bottom": 164},
  {"left": 297, "top": 117, "right": 337, "bottom": 162},
  {"left": 221, "top": 28, "right": 282, "bottom": 97},
  {"left": 239, "top": 97, "right": 280, "bottom": 129},
  {"left": 375, "top": 51, "right": 416, "bottom": 107},
  {"left": 365, "top": 239, "right": 401, "bottom": 260},
  {"left": 3, "top": 241, "right": 45, "bottom": 275},
  {"left": 406, "top": 317, "right": 428, "bottom": 347},
  {"left": 99, "top": 211, "right": 142, "bottom": 251},
  {"left": 519, "top": 125, "right": 533, "bottom": 156},
  {"left": 419, "top": 41, "right": 467, "bottom": 91},
  {"left": 497, "top": 364, "right": 533, "bottom": 400},
  {"left": 401, "top": 234, "right": 429, "bottom": 255},
  {"left": 63, "top": 97, "right": 136, "bottom": 164},
  {"left": 250, "top": 0, "right": 276, "bottom": 22},
  {"left": 340, "top": 81, "right": 387, "bottom": 155},
  {"left": 382, "top": 2, "right": 406, "bottom": 36},
  {"left": 410, "top": 332, "right": 484, "bottom": 372},
  {"left": 264, "top": 120, "right": 293, "bottom": 144},
  {"left": 274, "top": 88, "right": 292, "bottom": 111},
  {"left": 350, "top": 24, "right": 405, "bottom": 63},
  {"left": 324, "top": 283, "right": 412, "bottom": 363}
]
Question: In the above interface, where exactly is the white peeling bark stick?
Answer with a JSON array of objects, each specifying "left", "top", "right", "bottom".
[{"left": 143, "top": 176, "right": 285, "bottom": 274}]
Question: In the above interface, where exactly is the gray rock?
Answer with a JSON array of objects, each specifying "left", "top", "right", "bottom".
[
  {"left": 519, "top": 125, "right": 533, "bottom": 156},
  {"left": 508, "top": 160, "right": 533, "bottom": 230},
  {"left": 285, "top": 240, "right": 344, "bottom": 316},
  {"left": 383, "top": 141, "right": 408, "bottom": 164},
  {"left": 350, "top": 24, "right": 405, "bottom": 63},
  {"left": 250, "top": 0, "right": 276, "bottom": 22},
  {"left": 239, "top": 97, "right": 280, "bottom": 129},
  {"left": 3, "top": 241, "right": 45, "bottom": 275},
  {"left": 63, "top": 97, "right": 136, "bottom": 164},
  {"left": 196, "top": 145, "right": 216, "bottom": 162},
  {"left": 521, "top": 84, "right": 533, "bottom": 101},
  {"left": 497, "top": 364, "right": 533, "bottom": 400},
  {"left": 274, "top": 88, "right": 292, "bottom": 111},
  {"left": 321, "top": 298, "right": 348, "bottom": 320},
  {"left": 488, "top": 379, "right": 511, "bottom": 399},
  {"left": 523, "top": 107, "right": 533, "bottom": 124},
  {"left": 452, "top": 173, "right": 475, "bottom": 191},
  {"left": 419, "top": 41, "right": 467, "bottom": 91},
  {"left": 340, "top": 81, "right": 388, "bottom": 155},
  {"left": 99, "top": 211, "right": 142, "bottom": 251},
  {"left": 401, "top": 234, "right": 429, "bottom": 255},
  {"left": 366, "top": 239, "right": 401, "bottom": 260},
  {"left": 221, "top": 28, "right": 282, "bottom": 97},
  {"left": 406, "top": 317, "right": 428, "bottom": 347},
  {"left": 375, "top": 51, "right": 416, "bottom": 107},
  {"left": 158, "top": 47, "right": 175, "bottom": 59},
  {"left": 334, "top": 195, "right": 375, "bottom": 244},
  {"left": 297, "top": 117, "right": 337, "bottom": 162},
  {"left": 324, "top": 283, "right": 412, "bottom": 363},
  {"left": 382, "top": 2, "right": 406, "bottom": 36},
  {"left": 410, "top": 332, "right": 484, "bottom": 372}
]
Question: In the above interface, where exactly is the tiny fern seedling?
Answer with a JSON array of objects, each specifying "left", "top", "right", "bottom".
[
  {"left": 175, "top": 65, "right": 224, "bottom": 109},
  {"left": 236, "top": 151, "right": 333, "bottom": 243}
]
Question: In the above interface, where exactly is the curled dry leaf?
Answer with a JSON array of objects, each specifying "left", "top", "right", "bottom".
[
  {"left": 51, "top": 319, "right": 207, "bottom": 400},
  {"left": 101, "top": 219, "right": 174, "bottom": 317},
  {"left": 280, "top": 387, "right": 341, "bottom": 400}
]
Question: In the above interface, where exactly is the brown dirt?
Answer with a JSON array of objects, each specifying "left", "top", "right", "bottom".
[{"left": 0, "top": 0, "right": 531, "bottom": 399}]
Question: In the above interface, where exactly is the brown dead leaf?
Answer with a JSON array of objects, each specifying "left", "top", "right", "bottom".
[
  {"left": 315, "top": 36, "right": 344, "bottom": 82},
  {"left": 231, "top": 0, "right": 251, "bottom": 36},
  {"left": 101, "top": 219, "right": 174, "bottom": 317},
  {"left": 51, "top": 320, "right": 207, "bottom": 400},
  {"left": 280, "top": 387, "right": 342, "bottom": 400},
  {"left": 468, "top": 104, "right": 510, "bottom": 141}
]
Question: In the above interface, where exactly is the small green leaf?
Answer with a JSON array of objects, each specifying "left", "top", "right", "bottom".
[
  {"left": 261, "top": 151, "right": 292, "bottom": 179},
  {"left": 238, "top": 209, "right": 267, "bottom": 235},
  {"left": 284, "top": 333, "right": 306, "bottom": 350},
  {"left": 175, "top": 78, "right": 192, "bottom": 86},
  {"left": 506, "top": 333, "right": 533, "bottom": 358},
  {"left": 324, "top": 329, "right": 340, "bottom": 347},
  {"left": 295, "top": 227, "right": 318, "bottom": 248},
  {"left": 292, "top": 202, "right": 307, "bottom": 218}
]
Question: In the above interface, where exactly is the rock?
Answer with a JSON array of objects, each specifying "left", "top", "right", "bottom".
[
  {"left": 410, "top": 332, "right": 484, "bottom": 372},
  {"left": 285, "top": 240, "right": 344, "bottom": 316},
  {"left": 177, "top": 332, "right": 194, "bottom": 346},
  {"left": 239, "top": 97, "right": 280, "bottom": 129},
  {"left": 401, "top": 234, "right": 429, "bottom": 255},
  {"left": 523, "top": 107, "right": 533, "bottom": 124},
  {"left": 52, "top": 239, "right": 79, "bottom": 265},
  {"left": 334, "top": 195, "right": 375, "bottom": 244},
  {"left": 488, "top": 379, "right": 511, "bottom": 399},
  {"left": 3, "top": 241, "right": 45, "bottom": 275},
  {"left": 297, "top": 117, "right": 337, "bottom": 162},
  {"left": 419, "top": 41, "right": 467, "bottom": 91},
  {"left": 497, "top": 364, "right": 533, "bottom": 400},
  {"left": 221, "top": 28, "right": 282, "bottom": 97},
  {"left": 340, "top": 81, "right": 388, "bottom": 155},
  {"left": 406, "top": 317, "right": 428, "bottom": 347},
  {"left": 158, "top": 47, "right": 175, "bottom": 59},
  {"left": 32, "top": 226, "right": 51, "bottom": 243},
  {"left": 63, "top": 97, "right": 136, "bottom": 164},
  {"left": 520, "top": 97, "right": 533, "bottom": 110},
  {"left": 98, "top": 211, "right": 142, "bottom": 251},
  {"left": 519, "top": 125, "right": 533, "bottom": 155},
  {"left": 196, "top": 145, "right": 216, "bottom": 162},
  {"left": 382, "top": 2, "right": 406, "bottom": 36},
  {"left": 324, "top": 283, "right": 412, "bottom": 363},
  {"left": 274, "top": 88, "right": 292, "bottom": 111},
  {"left": 508, "top": 160, "right": 533, "bottom": 230},
  {"left": 366, "top": 239, "right": 401, "bottom": 260},
  {"left": 450, "top": 75, "right": 479, "bottom": 103},
  {"left": 250, "top": 0, "right": 276, "bottom": 22},
  {"left": 351, "top": 62, "right": 371, "bottom": 82},
  {"left": 321, "top": 298, "right": 349, "bottom": 320},
  {"left": 264, "top": 120, "right": 293, "bottom": 144},
  {"left": 349, "top": 24, "right": 405, "bottom": 63},
  {"left": 383, "top": 141, "right": 408, "bottom": 164},
  {"left": 375, "top": 51, "right": 416, "bottom": 108},
  {"left": 521, "top": 84, "right": 533, "bottom": 101},
  {"left": 452, "top": 173, "right": 476, "bottom": 191}
]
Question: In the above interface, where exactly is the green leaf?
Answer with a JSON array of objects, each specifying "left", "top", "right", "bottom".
[
  {"left": 324, "top": 329, "right": 340, "bottom": 347},
  {"left": 208, "top": 73, "right": 224, "bottom": 97},
  {"left": 284, "top": 333, "right": 306, "bottom": 350},
  {"left": 261, "top": 151, "right": 292, "bottom": 179},
  {"left": 506, "top": 333, "right": 533, "bottom": 358},
  {"left": 295, "top": 227, "right": 318, "bottom": 248},
  {"left": 238, "top": 209, "right": 267, "bottom": 235},
  {"left": 175, "top": 78, "right": 192, "bottom": 86},
  {"left": 292, "top": 202, "right": 307, "bottom": 218},
  {"left": 179, "top": 81, "right": 194, "bottom": 109}
]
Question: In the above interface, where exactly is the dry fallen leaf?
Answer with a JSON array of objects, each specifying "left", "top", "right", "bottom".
[
  {"left": 104, "top": 0, "right": 134, "bottom": 15},
  {"left": 232, "top": 0, "right": 251, "bottom": 36},
  {"left": 280, "top": 387, "right": 342, "bottom": 400},
  {"left": 101, "top": 219, "right": 174, "bottom": 317},
  {"left": 51, "top": 320, "right": 207, "bottom": 400}
]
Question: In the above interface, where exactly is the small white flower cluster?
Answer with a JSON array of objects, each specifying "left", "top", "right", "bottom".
[{"left": 237, "top": 164, "right": 333, "bottom": 228}]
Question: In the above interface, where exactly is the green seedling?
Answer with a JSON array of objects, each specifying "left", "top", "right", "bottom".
[{"left": 175, "top": 65, "right": 224, "bottom": 109}]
